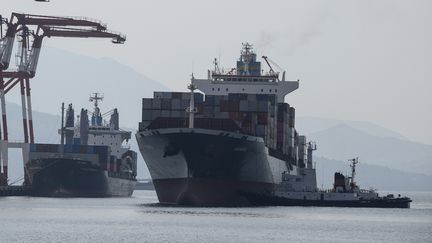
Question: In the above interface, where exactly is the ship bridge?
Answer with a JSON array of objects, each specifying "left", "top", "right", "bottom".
[{"left": 193, "top": 43, "right": 299, "bottom": 102}]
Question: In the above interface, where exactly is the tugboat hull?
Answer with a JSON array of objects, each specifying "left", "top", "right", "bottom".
[{"left": 244, "top": 193, "right": 412, "bottom": 208}]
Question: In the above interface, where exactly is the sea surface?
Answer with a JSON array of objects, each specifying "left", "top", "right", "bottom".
[{"left": 0, "top": 191, "right": 431, "bottom": 243}]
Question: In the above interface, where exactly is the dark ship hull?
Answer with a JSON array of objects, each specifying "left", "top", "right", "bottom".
[
  {"left": 26, "top": 158, "right": 136, "bottom": 197},
  {"left": 243, "top": 193, "right": 412, "bottom": 208},
  {"left": 136, "top": 128, "right": 284, "bottom": 206}
]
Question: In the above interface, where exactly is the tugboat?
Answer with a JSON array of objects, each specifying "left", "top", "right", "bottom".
[
  {"left": 26, "top": 93, "right": 137, "bottom": 197},
  {"left": 247, "top": 156, "right": 412, "bottom": 208},
  {"left": 136, "top": 43, "right": 411, "bottom": 207}
]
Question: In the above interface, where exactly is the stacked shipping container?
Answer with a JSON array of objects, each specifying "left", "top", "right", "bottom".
[
  {"left": 140, "top": 92, "right": 204, "bottom": 130},
  {"left": 140, "top": 91, "right": 307, "bottom": 167}
]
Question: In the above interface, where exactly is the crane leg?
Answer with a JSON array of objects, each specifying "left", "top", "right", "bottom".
[
  {"left": 0, "top": 71, "right": 8, "bottom": 185},
  {"left": 25, "top": 78, "right": 34, "bottom": 144},
  {"left": 20, "top": 79, "right": 29, "bottom": 143}
]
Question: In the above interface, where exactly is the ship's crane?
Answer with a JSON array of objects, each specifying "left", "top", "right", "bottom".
[
  {"left": 261, "top": 55, "right": 286, "bottom": 81},
  {"left": 0, "top": 12, "right": 125, "bottom": 186}
]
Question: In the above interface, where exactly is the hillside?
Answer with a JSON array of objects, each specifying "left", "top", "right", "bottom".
[
  {"left": 315, "top": 157, "right": 432, "bottom": 191},
  {"left": 6, "top": 47, "right": 169, "bottom": 130},
  {"left": 308, "top": 124, "right": 432, "bottom": 175}
]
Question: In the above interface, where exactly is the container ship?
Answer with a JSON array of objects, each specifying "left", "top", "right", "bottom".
[
  {"left": 26, "top": 94, "right": 137, "bottom": 197},
  {"left": 136, "top": 43, "right": 411, "bottom": 207}
]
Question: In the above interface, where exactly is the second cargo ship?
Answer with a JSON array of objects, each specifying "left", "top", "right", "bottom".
[{"left": 26, "top": 94, "right": 137, "bottom": 197}]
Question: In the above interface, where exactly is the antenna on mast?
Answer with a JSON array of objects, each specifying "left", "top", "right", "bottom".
[
  {"left": 89, "top": 93, "right": 104, "bottom": 126},
  {"left": 89, "top": 92, "right": 104, "bottom": 108}
]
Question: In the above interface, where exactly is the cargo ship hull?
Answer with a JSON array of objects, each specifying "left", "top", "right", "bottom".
[
  {"left": 26, "top": 158, "right": 136, "bottom": 197},
  {"left": 136, "top": 128, "right": 285, "bottom": 206}
]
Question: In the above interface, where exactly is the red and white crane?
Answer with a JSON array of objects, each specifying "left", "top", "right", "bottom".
[{"left": 0, "top": 12, "right": 125, "bottom": 186}]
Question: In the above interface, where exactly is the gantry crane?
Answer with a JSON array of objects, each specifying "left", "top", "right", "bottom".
[{"left": 0, "top": 12, "right": 125, "bottom": 186}]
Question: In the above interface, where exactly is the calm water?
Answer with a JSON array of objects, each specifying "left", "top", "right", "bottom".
[{"left": 0, "top": 191, "right": 431, "bottom": 242}]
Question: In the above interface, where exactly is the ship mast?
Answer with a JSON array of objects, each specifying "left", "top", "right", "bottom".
[
  {"left": 349, "top": 157, "right": 359, "bottom": 188},
  {"left": 89, "top": 93, "right": 103, "bottom": 113},
  {"left": 89, "top": 92, "right": 103, "bottom": 126},
  {"left": 187, "top": 77, "right": 197, "bottom": 128}
]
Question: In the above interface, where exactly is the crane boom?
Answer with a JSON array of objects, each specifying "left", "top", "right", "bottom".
[
  {"left": 1, "top": 12, "right": 112, "bottom": 70},
  {"left": 261, "top": 55, "right": 286, "bottom": 81},
  {"left": 41, "top": 26, "right": 125, "bottom": 43},
  {"left": 17, "top": 26, "right": 125, "bottom": 77},
  {"left": 261, "top": 56, "right": 275, "bottom": 74},
  {"left": 11, "top": 13, "right": 107, "bottom": 30}
]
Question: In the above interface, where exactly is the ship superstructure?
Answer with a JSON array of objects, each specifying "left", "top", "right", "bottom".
[
  {"left": 193, "top": 43, "right": 298, "bottom": 103},
  {"left": 26, "top": 94, "right": 137, "bottom": 197},
  {"left": 136, "top": 43, "right": 411, "bottom": 207}
]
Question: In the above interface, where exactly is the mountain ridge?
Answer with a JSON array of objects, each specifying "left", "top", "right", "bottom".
[{"left": 308, "top": 123, "right": 432, "bottom": 175}]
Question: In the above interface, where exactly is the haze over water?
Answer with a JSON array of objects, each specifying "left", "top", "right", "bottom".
[{"left": 0, "top": 191, "right": 431, "bottom": 242}]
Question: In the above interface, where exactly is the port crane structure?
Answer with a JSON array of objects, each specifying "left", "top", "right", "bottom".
[{"left": 0, "top": 12, "right": 125, "bottom": 186}]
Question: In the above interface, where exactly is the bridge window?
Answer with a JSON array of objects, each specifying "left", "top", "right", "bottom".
[{"left": 226, "top": 88, "right": 228, "bottom": 91}]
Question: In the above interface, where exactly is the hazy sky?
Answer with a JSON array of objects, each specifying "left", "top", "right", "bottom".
[{"left": 2, "top": 0, "right": 431, "bottom": 144}]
